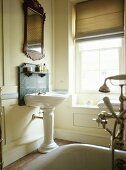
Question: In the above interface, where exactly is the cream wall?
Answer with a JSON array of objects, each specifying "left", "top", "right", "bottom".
[
  {"left": 0, "top": 0, "right": 53, "bottom": 167},
  {"left": 0, "top": 0, "right": 126, "bottom": 167},
  {"left": 0, "top": 0, "right": 3, "bottom": 86},
  {"left": 53, "top": 0, "right": 126, "bottom": 147},
  {"left": 52, "top": 0, "right": 69, "bottom": 90}
]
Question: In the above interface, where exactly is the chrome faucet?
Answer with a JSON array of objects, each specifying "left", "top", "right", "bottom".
[{"left": 37, "top": 89, "right": 46, "bottom": 95}]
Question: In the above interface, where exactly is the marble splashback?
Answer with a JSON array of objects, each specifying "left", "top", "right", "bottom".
[{"left": 18, "top": 63, "right": 49, "bottom": 105}]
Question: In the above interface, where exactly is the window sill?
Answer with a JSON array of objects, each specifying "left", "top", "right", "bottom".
[{"left": 72, "top": 104, "right": 99, "bottom": 109}]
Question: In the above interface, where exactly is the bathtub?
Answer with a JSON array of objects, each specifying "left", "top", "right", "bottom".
[{"left": 24, "top": 144, "right": 126, "bottom": 170}]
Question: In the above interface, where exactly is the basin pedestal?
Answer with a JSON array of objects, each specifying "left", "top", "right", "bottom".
[
  {"left": 24, "top": 92, "right": 69, "bottom": 153},
  {"left": 38, "top": 108, "right": 59, "bottom": 153}
]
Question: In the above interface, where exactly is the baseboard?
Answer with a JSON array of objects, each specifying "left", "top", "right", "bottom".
[
  {"left": 3, "top": 137, "right": 43, "bottom": 167},
  {"left": 54, "top": 128, "right": 110, "bottom": 147}
]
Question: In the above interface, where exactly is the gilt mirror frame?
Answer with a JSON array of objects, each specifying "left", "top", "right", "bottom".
[{"left": 23, "top": 0, "right": 46, "bottom": 60}]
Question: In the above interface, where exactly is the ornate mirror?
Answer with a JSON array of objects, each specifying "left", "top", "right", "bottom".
[{"left": 23, "top": 0, "right": 46, "bottom": 60}]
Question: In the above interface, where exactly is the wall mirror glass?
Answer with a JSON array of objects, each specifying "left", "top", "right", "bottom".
[{"left": 23, "top": 0, "right": 46, "bottom": 60}]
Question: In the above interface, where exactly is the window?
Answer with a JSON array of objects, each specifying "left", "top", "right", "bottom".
[
  {"left": 74, "top": 37, "right": 124, "bottom": 107},
  {"left": 73, "top": 0, "right": 124, "bottom": 107}
]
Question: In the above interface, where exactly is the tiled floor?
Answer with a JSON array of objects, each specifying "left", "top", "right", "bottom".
[{"left": 3, "top": 139, "right": 75, "bottom": 170}]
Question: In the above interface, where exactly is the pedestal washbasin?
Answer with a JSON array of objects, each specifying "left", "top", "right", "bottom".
[
  {"left": 24, "top": 92, "right": 69, "bottom": 109},
  {"left": 24, "top": 91, "right": 69, "bottom": 153}
]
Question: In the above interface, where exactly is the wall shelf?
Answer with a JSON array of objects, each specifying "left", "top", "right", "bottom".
[{"left": 23, "top": 71, "right": 48, "bottom": 77}]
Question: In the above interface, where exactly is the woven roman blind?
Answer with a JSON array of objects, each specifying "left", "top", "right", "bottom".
[{"left": 75, "top": 0, "right": 124, "bottom": 39}]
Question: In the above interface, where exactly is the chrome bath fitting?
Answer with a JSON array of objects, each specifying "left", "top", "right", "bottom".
[
  {"left": 99, "top": 74, "right": 126, "bottom": 112},
  {"left": 96, "top": 74, "right": 126, "bottom": 170},
  {"left": 99, "top": 78, "right": 110, "bottom": 93},
  {"left": 93, "top": 110, "right": 113, "bottom": 136},
  {"left": 114, "top": 158, "right": 126, "bottom": 169},
  {"left": 99, "top": 74, "right": 126, "bottom": 92}
]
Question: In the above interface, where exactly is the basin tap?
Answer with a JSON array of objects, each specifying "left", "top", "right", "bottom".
[
  {"left": 38, "top": 91, "right": 46, "bottom": 95},
  {"left": 38, "top": 89, "right": 46, "bottom": 95}
]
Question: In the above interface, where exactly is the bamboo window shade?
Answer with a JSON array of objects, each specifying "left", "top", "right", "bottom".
[{"left": 75, "top": 0, "right": 124, "bottom": 39}]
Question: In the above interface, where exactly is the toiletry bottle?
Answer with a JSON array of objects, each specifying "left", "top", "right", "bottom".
[
  {"left": 43, "top": 63, "right": 48, "bottom": 73},
  {"left": 35, "top": 65, "right": 40, "bottom": 72},
  {"left": 40, "top": 63, "right": 43, "bottom": 72}
]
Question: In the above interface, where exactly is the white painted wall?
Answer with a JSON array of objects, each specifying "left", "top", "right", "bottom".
[
  {"left": 0, "top": 0, "right": 53, "bottom": 166},
  {"left": 0, "top": 0, "right": 126, "bottom": 167},
  {"left": 0, "top": 0, "right": 3, "bottom": 86},
  {"left": 52, "top": 0, "right": 69, "bottom": 90},
  {"left": 53, "top": 0, "right": 126, "bottom": 148}
]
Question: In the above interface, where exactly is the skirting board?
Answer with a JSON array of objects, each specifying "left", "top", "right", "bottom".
[
  {"left": 3, "top": 137, "right": 43, "bottom": 167},
  {"left": 54, "top": 128, "right": 110, "bottom": 147}
]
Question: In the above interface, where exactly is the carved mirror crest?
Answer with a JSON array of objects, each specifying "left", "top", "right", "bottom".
[{"left": 23, "top": 0, "right": 46, "bottom": 60}]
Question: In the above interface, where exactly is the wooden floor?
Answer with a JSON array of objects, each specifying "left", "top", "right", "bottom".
[{"left": 3, "top": 139, "right": 75, "bottom": 170}]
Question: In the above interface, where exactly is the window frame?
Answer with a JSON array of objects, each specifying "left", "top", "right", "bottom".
[{"left": 74, "top": 37, "right": 125, "bottom": 106}]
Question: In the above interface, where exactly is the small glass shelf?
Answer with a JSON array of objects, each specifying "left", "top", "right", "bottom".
[{"left": 24, "top": 71, "right": 48, "bottom": 77}]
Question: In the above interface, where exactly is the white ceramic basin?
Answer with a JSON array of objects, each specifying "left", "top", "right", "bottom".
[
  {"left": 24, "top": 92, "right": 69, "bottom": 109},
  {"left": 24, "top": 91, "right": 69, "bottom": 153}
]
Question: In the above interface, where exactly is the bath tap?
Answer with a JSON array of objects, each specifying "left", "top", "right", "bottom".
[
  {"left": 98, "top": 99, "right": 126, "bottom": 150},
  {"left": 96, "top": 74, "right": 126, "bottom": 170},
  {"left": 94, "top": 111, "right": 112, "bottom": 135},
  {"left": 98, "top": 74, "right": 126, "bottom": 149}
]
